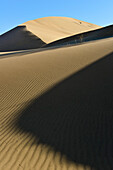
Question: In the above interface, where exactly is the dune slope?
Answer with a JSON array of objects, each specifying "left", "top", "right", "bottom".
[
  {"left": 0, "top": 37, "right": 113, "bottom": 170},
  {"left": 21, "top": 16, "right": 101, "bottom": 43},
  {"left": 0, "top": 26, "right": 46, "bottom": 52},
  {"left": 0, "top": 17, "right": 101, "bottom": 52}
]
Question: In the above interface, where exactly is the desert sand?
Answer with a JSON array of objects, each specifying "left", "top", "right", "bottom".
[
  {"left": 20, "top": 17, "right": 101, "bottom": 43},
  {"left": 0, "top": 17, "right": 101, "bottom": 52},
  {"left": 0, "top": 17, "right": 113, "bottom": 170}
]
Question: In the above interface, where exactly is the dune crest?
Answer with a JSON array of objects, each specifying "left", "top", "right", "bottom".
[
  {"left": 21, "top": 16, "right": 101, "bottom": 43},
  {"left": 0, "top": 17, "right": 101, "bottom": 52}
]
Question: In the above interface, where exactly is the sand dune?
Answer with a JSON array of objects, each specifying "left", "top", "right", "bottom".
[
  {"left": 45, "top": 24, "right": 113, "bottom": 48},
  {"left": 0, "top": 17, "right": 101, "bottom": 52},
  {"left": 0, "top": 35, "right": 113, "bottom": 169},
  {"left": 0, "top": 16, "right": 113, "bottom": 170},
  {"left": 21, "top": 17, "right": 101, "bottom": 43},
  {"left": 0, "top": 26, "right": 46, "bottom": 52}
]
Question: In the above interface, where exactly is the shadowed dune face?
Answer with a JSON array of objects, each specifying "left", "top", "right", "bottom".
[
  {"left": 0, "top": 26, "right": 46, "bottom": 52},
  {"left": 17, "top": 52, "right": 113, "bottom": 170},
  {"left": 0, "top": 37, "right": 113, "bottom": 170}
]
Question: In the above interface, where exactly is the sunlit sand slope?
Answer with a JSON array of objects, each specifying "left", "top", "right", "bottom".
[
  {"left": 0, "top": 17, "right": 101, "bottom": 52},
  {"left": 21, "top": 16, "right": 101, "bottom": 43},
  {"left": 0, "top": 37, "right": 113, "bottom": 170}
]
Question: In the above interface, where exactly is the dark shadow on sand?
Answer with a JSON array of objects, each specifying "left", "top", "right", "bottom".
[
  {"left": 0, "top": 26, "right": 46, "bottom": 52},
  {"left": 17, "top": 52, "right": 113, "bottom": 170}
]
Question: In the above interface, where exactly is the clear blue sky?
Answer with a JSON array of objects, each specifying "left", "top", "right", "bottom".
[{"left": 0, "top": 0, "right": 113, "bottom": 35}]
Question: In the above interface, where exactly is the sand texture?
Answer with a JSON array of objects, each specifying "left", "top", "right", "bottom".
[{"left": 0, "top": 17, "right": 113, "bottom": 170}]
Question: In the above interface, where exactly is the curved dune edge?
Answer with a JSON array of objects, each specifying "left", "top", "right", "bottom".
[
  {"left": 0, "top": 37, "right": 113, "bottom": 170},
  {"left": 0, "top": 26, "right": 46, "bottom": 52},
  {"left": 20, "top": 16, "right": 101, "bottom": 43},
  {"left": 0, "top": 17, "right": 101, "bottom": 52}
]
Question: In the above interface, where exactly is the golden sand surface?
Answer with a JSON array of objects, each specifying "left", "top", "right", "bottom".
[
  {"left": 21, "top": 16, "right": 101, "bottom": 43},
  {"left": 0, "top": 17, "right": 101, "bottom": 52},
  {"left": 0, "top": 34, "right": 113, "bottom": 169}
]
